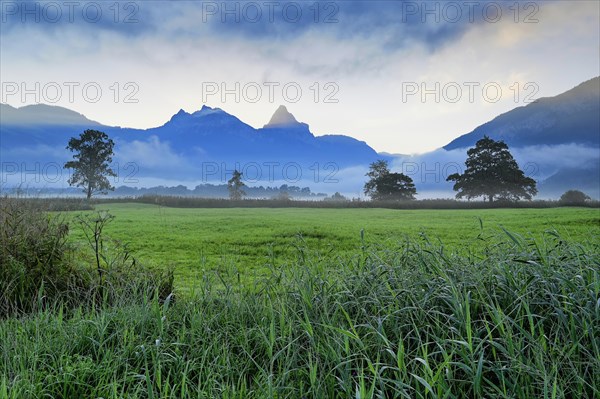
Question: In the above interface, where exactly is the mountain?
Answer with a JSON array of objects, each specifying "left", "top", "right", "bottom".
[
  {"left": 113, "top": 105, "right": 381, "bottom": 165},
  {"left": 0, "top": 104, "right": 104, "bottom": 150},
  {"left": 444, "top": 77, "right": 600, "bottom": 150},
  {"left": 436, "top": 77, "right": 600, "bottom": 198},
  {"left": 0, "top": 103, "right": 381, "bottom": 188}
]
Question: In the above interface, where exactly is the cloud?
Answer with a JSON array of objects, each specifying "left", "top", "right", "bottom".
[
  {"left": 1, "top": 1, "right": 502, "bottom": 48},
  {"left": 511, "top": 144, "right": 600, "bottom": 178},
  {"left": 0, "top": 0, "right": 152, "bottom": 35},
  {"left": 1, "top": 143, "right": 69, "bottom": 160},
  {"left": 114, "top": 135, "right": 191, "bottom": 175}
]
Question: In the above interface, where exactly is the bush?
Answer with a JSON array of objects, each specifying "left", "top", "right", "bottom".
[
  {"left": 559, "top": 189, "right": 591, "bottom": 205},
  {"left": 0, "top": 197, "right": 173, "bottom": 316},
  {"left": 0, "top": 197, "right": 76, "bottom": 314}
]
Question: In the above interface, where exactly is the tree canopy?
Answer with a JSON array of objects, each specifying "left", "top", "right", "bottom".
[
  {"left": 64, "top": 130, "right": 116, "bottom": 199},
  {"left": 446, "top": 136, "right": 537, "bottom": 202},
  {"left": 364, "top": 160, "right": 417, "bottom": 201},
  {"left": 559, "top": 190, "right": 591, "bottom": 205}
]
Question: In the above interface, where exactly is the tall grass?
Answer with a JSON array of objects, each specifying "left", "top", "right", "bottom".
[
  {"left": 0, "top": 197, "right": 94, "bottom": 212},
  {"left": 1, "top": 227, "right": 598, "bottom": 398}
]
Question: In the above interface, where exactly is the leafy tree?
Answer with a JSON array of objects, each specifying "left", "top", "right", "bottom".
[
  {"left": 559, "top": 190, "right": 591, "bottom": 205},
  {"left": 227, "top": 170, "right": 246, "bottom": 200},
  {"left": 447, "top": 136, "right": 537, "bottom": 202},
  {"left": 364, "top": 160, "right": 417, "bottom": 201},
  {"left": 64, "top": 130, "right": 116, "bottom": 199}
]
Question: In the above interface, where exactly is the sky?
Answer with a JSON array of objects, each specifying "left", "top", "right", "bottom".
[{"left": 1, "top": 0, "right": 599, "bottom": 154}]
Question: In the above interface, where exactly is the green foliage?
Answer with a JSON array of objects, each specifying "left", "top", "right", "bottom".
[
  {"left": 1, "top": 231, "right": 598, "bottom": 398},
  {"left": 559, "top": 189, "right": 591, "bottom": 205},
  {"left": 64, "top": 130, "right": 116, "bottom": 199},
  {"left": 364, "top": 160, "right": 417, "bottom": 200},
  {"left": 227, "top": 170, "right": 246, "bottom": 200},
  {"left": 447, "top": 136, "right": 537, "bottom": 202},
  {"left": 0, "top": 199, "right": 173, "bottom": 316},
  {"left": 0, "top": 197, "right": 73, "bottom": 314},
  {"left": 0, "top": 197, "right": 94, "bottom": 212}
]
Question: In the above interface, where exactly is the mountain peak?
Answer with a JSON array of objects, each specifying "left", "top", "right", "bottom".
[
  {"left": 167, "top": 108, "right": 190, "bottom": 124},
  {"left": 264, "top": 105, "right": 299, "bottom": 128},
  {"left": 192, "top": 105, "right": 224, "bottom": 117}
]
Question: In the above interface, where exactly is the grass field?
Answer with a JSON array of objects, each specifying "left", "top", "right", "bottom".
[
  {"left": 68, "top": 204, "right": 600, "bottom": 289},
  {"left": 2, "top": 201, "right": 600, "bottom": 397}
]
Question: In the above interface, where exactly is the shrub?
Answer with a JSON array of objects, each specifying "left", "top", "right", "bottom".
[
  {"left": 0, "top": 197, "right": 173, "bottom": 316},
  {"left": 559, "top": 189, "right": 591, "bottom": 205},
  {"left": 0, "top": 197, "right": 77, "bottom": 314}
]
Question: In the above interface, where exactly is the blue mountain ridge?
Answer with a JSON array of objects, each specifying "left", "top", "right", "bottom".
[
  {"left": 444, "top": 76, "right": 600, "bottom": 150},
  {"left": 0, "top": 104, "right": 383, "bottom": 184}
]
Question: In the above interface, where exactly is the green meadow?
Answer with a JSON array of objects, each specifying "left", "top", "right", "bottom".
[
  {"left": 2, "top": 200, "right": 600, "bottom": 397},
  {"left": 68, "top": 204, "right": 600, "bottom": 289}
]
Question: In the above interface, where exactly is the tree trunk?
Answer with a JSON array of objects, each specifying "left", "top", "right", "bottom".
[
  {"left": 87, "top": 185, "right": 92, "bottom": 200},
  {"left": 488, "top": 195, "right": 493, "bottom": 203}
]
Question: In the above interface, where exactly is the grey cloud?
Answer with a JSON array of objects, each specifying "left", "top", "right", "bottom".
[{"left": 1, "top": 0, "right": 529, "bottom": 52}]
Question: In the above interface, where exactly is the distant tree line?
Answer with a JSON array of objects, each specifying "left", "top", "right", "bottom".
[
  {"left": 59, "top": 130, "right": 594, "bottom": 204},
  {"left": 112, "top": 183, "right": 327, "bottom": 199}
]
